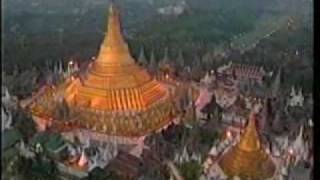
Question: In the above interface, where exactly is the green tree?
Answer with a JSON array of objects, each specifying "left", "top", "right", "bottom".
[
  {"left": 179, "top": 160, "right": 202, "bottom": 180},
  {"left": 29, "top": 158, "right": 59, "bottom": 180},
  {"left": 13, "top": 109, "right": 37, "bottom": 142}
]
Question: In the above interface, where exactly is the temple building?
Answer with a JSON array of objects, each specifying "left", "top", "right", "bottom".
[
  {"left": 218, "top": 114, "right": 276, "bottom": 179},
  {"left": 203, "top": 113, "right": 276, "bottom": 180},
  {"left": 25, "top": 4, "right": 182, "bottom": 139},
  {"left": 219, "top": 63, "right": 266, "bottom": 84}
]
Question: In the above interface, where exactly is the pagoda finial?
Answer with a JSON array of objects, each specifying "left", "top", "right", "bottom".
[
  {"left": 138, "top": 46, "right": 147, "bottom": 65},
  {"left": 149, "top": 49, "right": 157, "bottom": 71},
  {"left": 238, "top": 113, "right": 261, "bottom": 152},
  {"left": 177, "top": 50, "right": 184, "bottom": 68},
  {"left": 96, "top": 2, "right": 134, "bottom": 64},
  {"left": 192, "top": 53, "right": 201, "bottom": 67},
  {"left": 271, "top": 67, "right": 281, "bottom": 97},
  {"left": 162, "top": 47, "right": 170, "bottom": 64},
  {"left": 105, "top": 3, "right": 124, "bottom": 46}
]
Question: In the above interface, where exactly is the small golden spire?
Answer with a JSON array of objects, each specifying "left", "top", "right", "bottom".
[
  {"left": 218, "top": 112, "right": 276, "bottom": 179},
  {"left": 105, "top": 4, "right": 125, "bottom": 49},
  {"left": 237, "top": 113, "right": 261, "bottom": 152},
  {"left": 96, "top": 2, "right": 134, "bottom": 64}
]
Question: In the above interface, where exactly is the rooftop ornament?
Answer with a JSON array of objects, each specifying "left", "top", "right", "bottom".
[
  {"left": 289, "top": 148, "right": 294, "bottom": 156},
  {"left": 69, "top": 60, "right": 74, "bottom": 66},
  {"left": 226, "top": 130, "right": 232, "bottom": 140},
  {"left": 78, "top": 151, "right": 88, "bottom": 167}
]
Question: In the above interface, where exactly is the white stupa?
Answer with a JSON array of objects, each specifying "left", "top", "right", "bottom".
[
  {"left": 78, "top": 151, "right": 88, "bottom": 167},
  {"left": 291, "top": 126, "right": 308, "bottom": 166},
  {"left": 292, "top": 126, "right": 305, "bottom": 155},
  {"left": 289, "top": 87, "right": 304, "bottom": 107},
  {"left": 1, "top": 106, "right": 12, "bottom": 131},
  {"left": 181, "top": 146, "right": 190, "bottom": 163},
  {"left": 308, "top": 119, "right": 313, "bottom": 127},
  {"left": 201, "top": 72, "right": 215, "bottom": 85},
  {"left": 209, "top": 146, "right": 218, "bottom": 156}
]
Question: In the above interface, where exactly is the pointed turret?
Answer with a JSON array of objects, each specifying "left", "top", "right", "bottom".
[
  {"left": 298, "top": 88, "right": 303, "bottom": 96},
  {"left": 271, "top": 68, "right": 281, "bottom": 97},
  {"left": 161, "top": 47, "right": 170, "bottom": 66},
  {"left": 290, "top": 86, "right": 296, "bottom": 97},
  {"left": 176, "top": 50, "right": 185, "bottom": 68},
  {"left": 148, "top": 49, "right": 157, "bottom": 72},
  {"left": 191, "top": 53, "right": 203, "bottom": 79},
  {"left": 78, "top": 151, "right": 88, "bottom": 167},
  {"left": 138, "top": 46, "right": 148, "bottom": 66},
  {"left": 202, "top": 52, "right": 212, "bottom": 67},
  {"left": 218, "top": 113, "right": 276, "bottom": 179},
  {"left": 96, "top": 3, "right": 134, "bottom": 65},
  {"left": 192, "top": 53, "right": 201, "bottom": 67},
  {"left": 259, "top": 98, "right": 268, "bottom": 131},
  {"left": 237, "top": 113, "right": 261, "bottom": 151},
  {"left": 292, "top": 126, "right": 305, "bottom": 155},
  {"left": 58, "top": 60, "right": 63, "bottom": 74},
  {"left": 53, "top": 62, "right": 58, "bottom": 74}
]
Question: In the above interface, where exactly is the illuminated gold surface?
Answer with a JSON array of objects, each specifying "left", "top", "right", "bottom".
[
  {"left": 237, "top": 114, "right": 261, "bottom": 152},
  {"left": 28, "top": 4, "right": 177, "bottom": 137},
  {"left": 64, "top": 4, "right": 168, "bottom": 111},
  {"left": 218, "top": 114, "right": 276, "bottom": 179}
]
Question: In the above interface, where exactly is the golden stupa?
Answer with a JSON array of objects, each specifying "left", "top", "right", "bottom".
[
  {"left": 64, "top": 5, "right": 167, "bottom": 111},
  {"left": 218, "top": 113, "right": 276, "bottom": 179},
  {"left": 28, "top": 4, "right": 176, "bottom": 137}
]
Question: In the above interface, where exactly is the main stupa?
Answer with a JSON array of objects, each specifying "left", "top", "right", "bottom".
[{"left": 26, "top": 4, "right": 176, "bottom": 137}]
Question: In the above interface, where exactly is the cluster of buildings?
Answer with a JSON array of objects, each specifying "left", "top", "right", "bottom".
[
  {"left": 9, "top": 2, "right": 312, "bottom": 180},
  {"left": 17, "top": 4, "right": 197, "bottom": 179}
]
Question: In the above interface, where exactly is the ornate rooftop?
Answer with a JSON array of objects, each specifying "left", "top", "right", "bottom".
[
  {"left": 218, "top": 113, "right": 276, "bottom": 179},
  {"left": 28, "top": 4, "right": 177, "bottom": 137}
]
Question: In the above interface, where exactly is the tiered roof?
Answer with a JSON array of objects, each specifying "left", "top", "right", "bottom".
[
  {"left": 29, "top": 4, "right": 176, "bottom": 137},
  {"left": 64, "top": 4, "right": 168, "bottom": 111},
  {"left": 226, "top": 64, "right": 266, "bottom": 79}
]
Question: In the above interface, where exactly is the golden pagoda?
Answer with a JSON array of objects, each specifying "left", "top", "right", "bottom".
[
  {"left": 64, "top": 5, "right": 167, "bottom": 111},
  {"left": 218, "top": 113, "right": 276, "bottom": 180},
  {"left": 28, "top": 4, "right": 176, "bottom": 137}
]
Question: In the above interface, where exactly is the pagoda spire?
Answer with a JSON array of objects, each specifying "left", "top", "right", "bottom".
[
  {"left": 177, "top": 50, "right": 185, "bottom": 68},
  {"left": 202, "top": 51, "right": 212, "bottom": 66},
  {"left": 238, "top": 113, "right": 261, "bottom": 151},
  {"left": 149, "top": 49, "right": 157, "bottom": 71},
  {"left": 96, "top": 3, "right": 134, "bottom": 64},
  {"left": 218, "top": 112, "right": 276, "bottom": 179},
  {"left": 290, "top": 86, "right": 296, "bottom": 97},
  {"left": 260, "top": 98, "right": 268, "bottom": 131},
  {"left": 53, "top": 62, "right": 58, "bottom": 74},
  {"left": 161, "top": 47, "right": 170, "bottom": 65},
  {"left": 192, "top": 53, "right": 201, "bottom": 67},
  {"left": 58, "top": 60, "right": 63, "bottom": 74},
  {"left": 271, "top": 67, "right": 281, "bottom": 97},
  {"left": 138, "top": 46, "right": 147, "bottom": 66}
]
